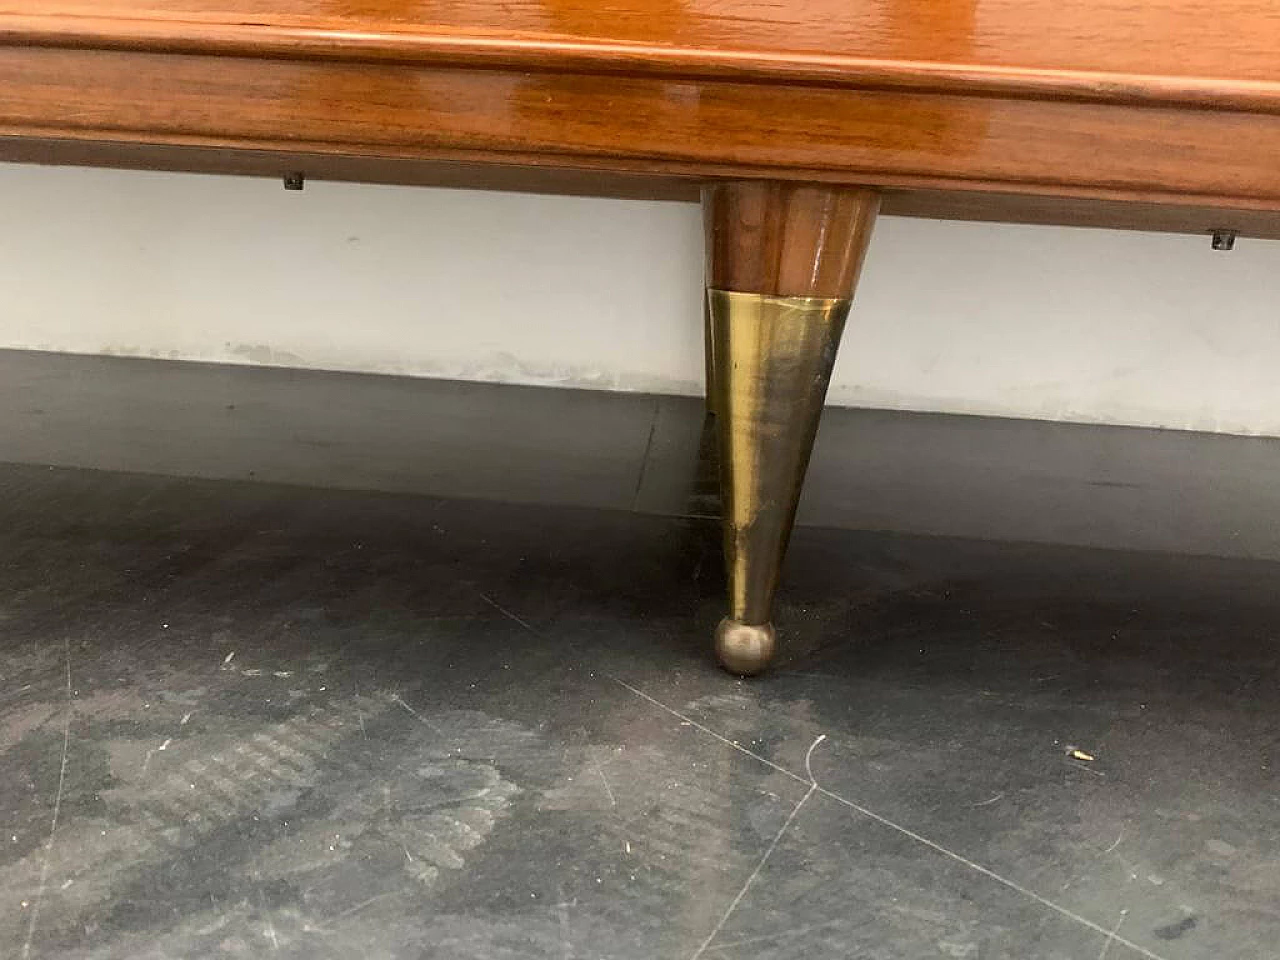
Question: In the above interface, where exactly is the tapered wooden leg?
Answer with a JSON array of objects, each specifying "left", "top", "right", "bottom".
[{"left": 703, "top": 182, "right": 879, "bottom": 675}]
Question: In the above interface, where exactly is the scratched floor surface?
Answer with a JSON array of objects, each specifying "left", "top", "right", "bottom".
[{"left": 0, "top": 461, "right": 1277, "bottom": 959}]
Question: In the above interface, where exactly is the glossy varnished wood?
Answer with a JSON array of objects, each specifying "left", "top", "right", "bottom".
[
  {"left": 4, "top": 0, "right": 1280, "bottom": 232},
  {"left": 705, "top": 183, "right": 880, "bottom": 298},
  {"left": 9, "top": 136, "right": 1280, "bottom": 242},
  {"left": 5, "top": 47, "right": 1280, "bottom": 220},
  {"left": 6, "top": 0, "right": 1280, "bottom": 104}
]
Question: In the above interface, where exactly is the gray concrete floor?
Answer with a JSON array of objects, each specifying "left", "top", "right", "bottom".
[{"left": 1, "top": 351, "right": 1277, "bottom": 959}]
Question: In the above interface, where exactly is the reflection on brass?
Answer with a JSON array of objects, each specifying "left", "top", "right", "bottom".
[
  {"left": 709, "top": 288, "right": 851, "bottom": 673},
  {"left": 702, "top": 295, "right": 719, "bottom": 415}
]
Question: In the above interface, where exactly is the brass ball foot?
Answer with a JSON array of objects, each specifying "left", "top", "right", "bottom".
[{"left": 714, "top": 618, "right": 777, "bottom": 676}]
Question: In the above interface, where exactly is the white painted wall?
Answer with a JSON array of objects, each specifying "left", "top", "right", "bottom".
[{"left": 3, "top": 162, "right": 1279, "bottom": 435}]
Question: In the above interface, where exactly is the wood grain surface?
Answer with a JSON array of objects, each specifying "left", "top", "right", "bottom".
[
  {"left": 3, "top": 0, "right": 1280, "bottom": 232},
  {"left": 705, "top": 183, "right": 880, "bottom": 298},
  {"left": 9, "top": 137, "right": 1280, "bottom": 242},
  {"left": 5, "top": 0, "right": 1280, "bottom": 96}
]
